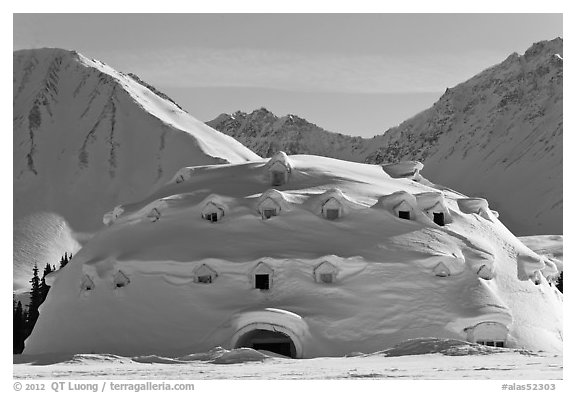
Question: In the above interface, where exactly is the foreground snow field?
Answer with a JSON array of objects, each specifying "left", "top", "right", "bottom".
[{"left": 14, "top": 340, "right": 562, "bottom": 380}]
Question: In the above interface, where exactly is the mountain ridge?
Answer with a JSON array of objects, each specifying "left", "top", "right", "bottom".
[
  {"left": 13, "top": 47, "right": 259, "bottom": 288},
  {"left": 208, "top": 38, "right": 563, "bottom": 236}
]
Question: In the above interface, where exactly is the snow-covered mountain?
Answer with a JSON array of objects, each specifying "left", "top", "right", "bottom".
[
  {"left": 24, "top": 154, "right": 562, "bottom": 356},
  {"left": 209, "top": 38, "right": 563, "bottom": 236},
  {"left": 207, "top": 108, "right": 367, "bottom": 161},
  {"left": 13, "top": 48, "right": 259, "bottom": 289}
]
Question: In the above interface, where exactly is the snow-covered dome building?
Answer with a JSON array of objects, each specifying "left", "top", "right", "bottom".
[{"left": 24, "top": 154, "right": 563, "bottom": 358}]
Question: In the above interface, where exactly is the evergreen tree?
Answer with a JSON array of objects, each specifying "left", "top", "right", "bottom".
[
  {"left": 555, "top": 271, "right": 563, "bottom": 293},
  {"left": 60, "top": 252, "right": 69, "bottom": 269},
  {"left": 13, "top": 300, "right": 25, "bottom": 354},
  {"left": 40, "top": 263, "right": 53, "bottom": 303},
  {"left": 27, "top": 263, "right": 42, "bottom": 332}
]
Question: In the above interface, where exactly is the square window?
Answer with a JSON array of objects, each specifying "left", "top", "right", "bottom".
[
  {"left": 272, "top": 172, "right": 284, "bottom": 186},
  {"left": 320, "top": 273, "right": 334, "bottom": 284},
  {"left": 326, "top": 209, "right": 339, "bottom": 220},
  {"left": 255, "top": 274, "right": 270, "bottom": 290},
  {"left": 197, "top": 275, "right": 212, "bottom": 284},
  {"left": 495, "top": 341, "right": 504, "bottom": 348},
  {"left": 486, "top": 341, "right": 495, "bottom": 347},
  {"left": 433, "top": 212, "right": 445, "bottom": 226},
  {"left": 398, "top": 210, "right": 410, "bottom": 220}
]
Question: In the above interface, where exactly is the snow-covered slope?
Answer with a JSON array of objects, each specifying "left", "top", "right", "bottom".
[
  {"left": 13, "top": 48, "right": 259, "bottom": 288},
  {"left": 24, "top": 155, "right": 562, "bottom": 357},
  {"left": 208, "top": 39, "right": 563, "bottom": 236}
]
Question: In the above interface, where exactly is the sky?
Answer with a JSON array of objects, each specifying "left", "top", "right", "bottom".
[{"left": 13, "top": 13, "right": 562, "bottom": 137}]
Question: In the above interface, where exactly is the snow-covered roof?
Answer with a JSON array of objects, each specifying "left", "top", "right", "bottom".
[
  {"left": 382, "top": 161, "right": 424, "bottom": 179},
  {"left": 308, "top": 188, "right": 361, "bottom": 216},
  {"left": 372, "top": 191, "right": 418, "bottom": 211},
  {"left": 256, "top": 189, "right": 291, "bottom": 213},
  {"left": 457, "top": 198, "right": 490, "bottom": 214},
  {"left": 193, "top": 264, "right": 218, "bottom": 278},
  {"left": 415, "top": 191, "right": 447, "bottom": 209},
  {"left": 263, "top": 151, "right": 292, "bottom": 173},
  {"left": 313, "top": 261, "right": 338, "bottom": 275},
  {"left": 200, "top": 195, "right": 228, "bottom": 216},
  {"left": 252, "top": 261, "right": 274, "bottom": 275}
]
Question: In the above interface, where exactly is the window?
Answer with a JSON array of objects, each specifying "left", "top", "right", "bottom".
[
  {"left": 433, "top": 212, "right": 445, "bottom": 226},
  {"left": 319, "top": 273, "right": 334, "bottom": 284},
  {"left": 114, "top": 271, "right": 130, "bottom": 288},
  {"left": 263, "top": 209, "right": 276, "bottom": 219},
  {"left": 204, "top": 212, "right": 218, "bottom": 222},
  {"left": 477, "top": 340, "right": 505, "bottom": 347},
  {"left": 398, "top": 210, "right": 410, "bottom": 220},
  {"left": 272, "top": 172, "right": 284, "bottom": 186},
  {"left": 255, "top": 274, "right": 270, "bottom": 290},
  {"left": 326, "top": 209, "right": 339, "bottom": 220},
  {"left": 81, "top": 276, "right": 94, "bottom": 291},
  {"left": 197, "top": 275, "right": 212, "bottom": 284}
]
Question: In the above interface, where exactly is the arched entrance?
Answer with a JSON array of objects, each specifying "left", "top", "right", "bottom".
[
  {"left": 234, "top": 328, "right": 297, "bottom": 358},
  {"left": 231, "top": 321, "right": 304, "bottom": 358}
]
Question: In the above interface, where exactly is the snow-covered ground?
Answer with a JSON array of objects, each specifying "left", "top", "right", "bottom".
[{"left": 14, "top": 339, "right": 562, "bottom": 379}]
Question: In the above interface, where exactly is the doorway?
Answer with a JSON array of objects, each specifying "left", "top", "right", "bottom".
[{"left": 235, "top": 329, "right": 297, "bottom": 358}]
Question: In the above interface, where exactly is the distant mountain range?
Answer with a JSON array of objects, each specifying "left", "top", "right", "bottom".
[{"left": 208, "top": 38, "right": 563, "bottom": 236}]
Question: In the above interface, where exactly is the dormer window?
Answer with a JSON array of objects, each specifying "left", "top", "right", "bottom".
[
  {"left": 398, "top": 211, "right": 410, "bottom": 220},
  {"left": 201, "top": 201, "right": 225, "bottom": 223},
  {"left": 198, "top": 275, "right": 212, "bottom": 284},
  {"left": 271, "top": 171, "right": 285, "bottom": 186},
  {"left": 204, "top": 212, "right": 218, "bottom": 222},
  {"left": 114, "top": 270, "right": 130, "bottom": 288},
  {"left": 319, "top": 273, "right": 334, "bottom": 284},
  {"left": 326, "top": 209, "right": 339, "bottom": 220},
  {"left": 263, "top": 208, "right": 277, "bottom": 219},
  {"left": 264, "top": 152, "right": 292, "bottom": 186},
  {"left": 252, "top": 262, "right": 274, "bottom": 291},
  {"left": 314, "top": 261, "right": 338, "bottom": 284},
  {"left": 322, "top": 198, "right": 343, "bottom": 220},
  {"left": 433, "top": 262, "right": 450, "bottom": 277},
  {"left": 194, "top": 264, "right": 218, "bottom": 284},
  {"left": 148, "top": 208, "right": 161, "bottom": 223},
  {"left": 81, "top": 275, "right": 95, "bottom": 291},
  {"left": 255, "top": 274, "right": 270, "bottom": 290},
  {"left": 433, "top": 212, "right": 445, "bottom": 226}
]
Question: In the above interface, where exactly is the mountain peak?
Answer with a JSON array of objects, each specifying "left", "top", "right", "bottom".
[
  {"left": 13, "top": 48, "right": 259, "bottom": 287},
  {"left": 523, "top": 37, "right": 563, "bottom": 59},
  {"left": 207, "top": 39, "right": 562, "bottom": 236}
]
